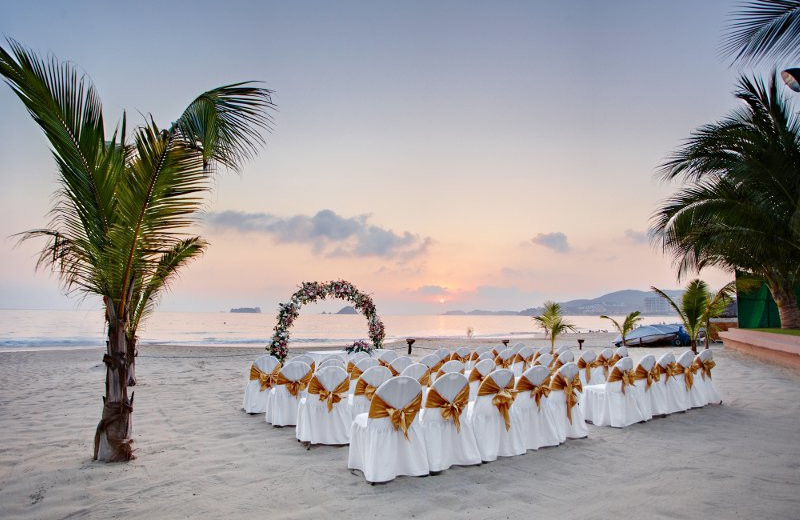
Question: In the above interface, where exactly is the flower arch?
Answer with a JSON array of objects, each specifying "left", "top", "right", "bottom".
[{"left": 268, "top": 280, "right": 385, "bottom": 362}]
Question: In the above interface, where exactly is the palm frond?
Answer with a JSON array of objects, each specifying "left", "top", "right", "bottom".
[{"left": 723, "top": 0, "right": 800, "bottom": 65}]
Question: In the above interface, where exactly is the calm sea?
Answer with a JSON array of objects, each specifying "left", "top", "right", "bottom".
[{"left": 0, "top": 309, "right": 677, "bottom": 351}]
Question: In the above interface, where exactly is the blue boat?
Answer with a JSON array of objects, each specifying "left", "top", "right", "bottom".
[{"left": 613, "top": 324, "right": 691, "bottom": 347}]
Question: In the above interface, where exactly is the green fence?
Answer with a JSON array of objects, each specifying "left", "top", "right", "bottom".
[{"left": 736, "top": 271, "right": 800, "bottom": 328}]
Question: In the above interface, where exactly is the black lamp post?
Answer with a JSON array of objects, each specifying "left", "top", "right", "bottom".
[
  {"left": 406, "top": 338, "right": 415, "bottom": 355},
  {"left": 501, "top": 339, "right": 510, "bottom": 348},
  {"left": 781, "top": 69, "right": 800, "bottom": 92},
  {"left": 577, "top": 338, "right": 584, "bottom": 350}
]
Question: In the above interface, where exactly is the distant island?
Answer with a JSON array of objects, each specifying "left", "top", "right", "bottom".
[
  {"left": 443, "top": 289, "right": 686, "bottom": 316},
  {"left": 336, "top": 306, "right": 358, "bottom": 315},
  {"left": 230, "top": 307, "right": 261, "bottom": 314}
]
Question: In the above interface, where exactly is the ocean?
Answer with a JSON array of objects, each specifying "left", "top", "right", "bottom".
[{"left": 0, "top": 309, "right": 677, "bottom": 351}]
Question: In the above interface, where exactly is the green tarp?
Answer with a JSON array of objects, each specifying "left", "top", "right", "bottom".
[{"left": 736, "top": 271, "right": 800, "bottom": 328}]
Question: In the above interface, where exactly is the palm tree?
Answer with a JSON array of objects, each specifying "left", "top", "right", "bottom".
[
  {"left": 532, "top": 301, "right": 577, "bottom": 353},
  {"left": 651, "top": 73, "right": 800, "bottom": 329},
  {"left": 600, "top": 311, "right": 643, "bottom": 346},
  {"left": 0, "top": 41, "right": 274, "bottom": 462},
  {"left": 651, "top": 280, "right": 711, "bottom": 354},
  {"left": 723, "top": 0, "right": 800, "bottom": 66}
]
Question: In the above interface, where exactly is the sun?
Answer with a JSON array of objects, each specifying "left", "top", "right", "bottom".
[{"left": 439, "top": 298, "right": 446, "bottom": 304}]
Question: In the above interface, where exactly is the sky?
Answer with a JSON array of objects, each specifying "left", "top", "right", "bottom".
[{"left": 0, "top": 1, "right": 774, "bottom": 314}]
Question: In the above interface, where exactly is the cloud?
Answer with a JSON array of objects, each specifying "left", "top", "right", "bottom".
[
  {"left": 624, "top": 229, "right": 649, "bottom": 244},
  {"left": 416, "top": 285, "right": 450, "bottom": 295},
  {"left": 207, "top": 209, "right": 430, "bottom": 260},
  {"left": 530, "top": 232, "right": 570, "bottom": 253}
]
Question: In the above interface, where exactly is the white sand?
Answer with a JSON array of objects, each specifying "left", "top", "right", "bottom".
[{"left": 1, "top": 334, "right": 799, "bottom": 519}]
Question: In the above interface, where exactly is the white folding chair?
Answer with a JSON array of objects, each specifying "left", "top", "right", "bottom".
[
  {"left": 402, "top": 363, "right": 431, "bottom": 385},
  {"left": 467, "top": 369, "right": 526, "bottom": 461},
  {"left": 350, "top": 365, "right": 392, "bottom": 417},
  {"left": 420, "top": 373, "right": 481, "bottom": 471},
  {"left": 650, "top": 352, "right": 677, "bottom": 415},
  {"left": 631, "top": 354, "right": 656, "bottom": 420},
  {"left": 436, "top": 359, "right": 465, "bottom": 380},
  {"left": 242, "top": 354, "right": 281, "bottom": 414},
  {"left": 494, "top": 348, "right": 515, "bottom": 370},
  {"left": 547, "top": 362, "right": 588, "bottom": 439},
  {"left": 349, "top": 357, "right": 379, "bottom": 393},
  {"left": 535, "top": 353, "right": 553, "bottom": 368},
  {"left": 468, "top": 359, "right": 496, "bottom": 401},
  {"left": 266, "top": 362, "right": 312, "bottom": 426},
  {"left": 348, "top": 376, "right": 429, "bottom": 483},
  {"left": 576, "top": 350, "right": 596, "bottom": 388},
  {"left": 693, "top": 349, "right": 721, "bottom": 405},
  {"left": 512, "top": 366, "right": 561, "bottom": 449},
  {"left": 296, "top": 366, "right": 352, "bottom": 445},
  {"left": 591, "top": 348, "right": 613, "bottom": 382},
  {"left": 389, "top": 356, "right": 414, "bottom": 376},
  {"left": 511, "top": 346, "right": 535, "bottom": 377},
  {"left": 583, "top": 358, "right": 647, "bottom": 427},
  {"left": 551, "top": 350, "right": 574, "bottom": 373},
  {"left": 664, "top": 351, "right": 692, "bottom": 413}
]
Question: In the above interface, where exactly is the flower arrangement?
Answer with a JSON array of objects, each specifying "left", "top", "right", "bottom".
[
  {"left": 345, "top": 339, "right": 373, "bottom": 355},
  {"left": 267, "top": 280, "right": 386, "bottom": 362}
]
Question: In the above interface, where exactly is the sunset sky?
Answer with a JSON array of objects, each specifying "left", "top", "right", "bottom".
[{"left": 0, "top": 1, "right": 769, "bottom": 314}]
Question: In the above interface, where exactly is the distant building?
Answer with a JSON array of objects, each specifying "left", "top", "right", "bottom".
[{"left": 644, "top": 297, "right": 671, "bottom": 315}]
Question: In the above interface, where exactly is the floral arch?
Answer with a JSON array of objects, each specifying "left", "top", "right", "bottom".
[{"left": 268, "top": 280, "right": 385, "bottom": 362}]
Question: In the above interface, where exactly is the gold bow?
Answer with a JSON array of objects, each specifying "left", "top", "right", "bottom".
[
  {"left": 494, "top": 355, "right": 514, "bottom": 369},
  {"left": 274, "top": 369, "right": 313, "bottom": 397},
  {"left": 607, "top": 366, "right": 635, "bottom": 394},
  {"left": 350, "top": 365, "right": 365, "bottom": 381},
  {"left": 631, "top": 364, "right": 653, "bottom": 389},
  {"left": 597, "top": 356, "right": 611, "bottom": 379},
  {"left": 425, "top": 384, "right": 469, "bottom": 432},
  {"left": 550, "top": 359, "right": 564, "bottom": 374},
  {"left": 368, "top": 392, "right": 423, "bottom": 440},
  {"left": 515, "top": 375, "right": 551, "bottom": 409},
  {"left": 478, "top": 377, "right": 517, "bottom": 431},
  {"left": 649, "top": 364, "right": 662, "bottom": 383},
  {"left": 576, "top": 357, "right": 592, "bottom": 384},
  {"left": 387, "top": 364, "right": 400, "bottom": 376},
  {"left": 608, "top": 353, "right": 621, "bottom": 366},
  {"left": 682, "top": 363, "right": 695, "bottom": 391},
  {"left": 549, "top": 372, "right": 582, "bottom": 424},
  {"left": 449, "top": 352, "right": 468, "bottom": 363},
  {"left": 418, "top": 369, "right": 432, "bottom": 387},
  {"left": 354, "top": 378, "right": 379, "bottom": 402},
  {"left": 512, "top": 353, "right": 534, "bottom": 371},
  {"left": 665, "top": 362, "right": 682, "bottom": 381},
  {"left": 346, "top": 361, "right": 356, "bottom": 374},
  {"left": 468, "top": 369, "right": 486, "bottom": 385},
  {"left": 468, "top": 351, "right": 480, "bottom": 362},
  {"left": 701, "top": 359, "right": 716, "bottom": 380},
  {"left": 249, "top": 363, "right": 281, "bottom": 391},
  {"left": 307, "top": 376, "right": 350, "bottom": 412}
]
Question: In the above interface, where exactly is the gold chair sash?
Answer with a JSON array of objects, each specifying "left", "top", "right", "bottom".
[
  {"left": 631, "top": 364, "right": 653, "bottom": 389},
  {"left": 468, "top": 351, "right": 480, "bottom": 362},
  {"left": 665, "top": 362, "right": 682, "bottom": 381},
  {"left": 350, "top": 365, "right": 364, "bottom": 381},
  {"left": 649, "top": 364, "right": 662, "bottom": 383},
  {"left": 596, "top": 356, "right": 611, "bottom": 379},
  {"left": 549, "top": 372, "right": 582, "bottom": 424},
  {"left": 424, "top": 384, "right": 469, "bottom": 432},
  {"left": 274, "top": 369, "right": 313, "bottom": 397},
  {"left": 346, "top": 361, "right": 356, "bottom": 374},
  {"left": 418, "top": 369, "right": 432, "bottom": 387},
  {"left": 307, "top": 376, "right": 350, "bottom": 412},
  {"left": 607, "top": 366, "right": 635, "bottom": 394},
  {"left": 576, "top": 357, "right": 592, "bottom": 384},
  {"left": 387, "top": 364, "right": 400, "bottom": 376},
  {"left": 354, "top": 378, "right": 379, "bottom": 402},
  {"left": 368, "top": 392, "right": 423, "bottom": 440},
  {"left": 608, "top": 353, "right": 621, "bottom": 366},
  {"left": 468, "top": 369, "right": 486, "bottom": 385},
  {"left": 430, "top": 358, "right": 445, "bottom": 374},
  {"left": 667, "top": 362, "right": 694, "bottom": 391},
  {"left": 512, "top": 353, "right": 534, "bottom": 371},
  {"left": 701, "top": 359, "right": 716, "bottom": 380},
  {"left": 532, "top": 351, "right": 541, "bottom": 362},
  {"left": 515, "top": 375, "right": 551, "bottom": 410},
  {"left": 249, "top": 363, "right": 281, "bottom": 392},
  {"left": 551, "top": 359, "right": 564, "bottom": 374},
  {"left": 449, "top": 352, "right": 468, "bottom": 363},
  {"left": 477, "top": 377, "right": 517, "bottom": 431},
  {"left": 494, "top": 355, "right": 514, "bottom": 369}
]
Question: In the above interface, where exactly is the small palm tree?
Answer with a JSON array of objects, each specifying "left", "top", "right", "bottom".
[
  {"left": 533, "top": 301, "right": 577, "bottom": 353},
  {"left": 0, "top": 41, "right": 274, "bottom": 462},
  {"left": 600, "top": 311, "right": 643, "bottom": 346},
  {"left": 651, "top": 280, "right": 711, "bottom": 354}
]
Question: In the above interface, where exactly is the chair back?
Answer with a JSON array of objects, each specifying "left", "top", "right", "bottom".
[
  {"left": 699, "top": 349, "right": 714, "bottom": 362},
  {"left": 401, "top": 363, "right": 429, "bottom": 382},
  {"left": 479, "top": 368, "right": 514, "bottom": 393},
  {"left": 521, "top": 365, "right": 550, "bottom": 387},
  {"left": 536, "top": 346, "right": 550, "bottom": 356},
  {"left": 349, "top": 351, "right": 369, "bottom": 363},
  {"left": 434, "top": 348, "right": 451, "bottom": 361},
  {"left": 477, "top": 352, "right": 494, "bottom": 362},
  {"left": 319, "top": 357, "right": 345, "bottom": 369},
  {"left": 599, "top": 348, "right": 613, "bottom": 361},
  {"left": 454, "top": 346, "right": 471, "bottom": 360},
  {"left": 354, "top": 357, "right": 379, "bottom": 372},
  {"left": 253, "top": 354, "right": 280, "bottom": 374},
  {"left": 474, "top": 346, "right": 491, "bottom": 356},
  {"left": 637, "top": 354, "right": 656, "bottom": 372},
  {"left": 517, "top": 346, "right": 534, "bottom": 361},
  {"left": 374, "top": 376, "right": 422, "bottom": 410},
  {"left": 578, "top": 350, "right": 596, "bottom": 364},
  {"left": 557, "top": 350, "right": 574, "bottom": 364},
  {"left": 390, "top": 356, "right": 414, "bottom": 374},
  {"left": 377, "top": 350, "right": 398, "bottom": 364},
  {"left": 510, "top": 343, "right": 524, "bottom": 355},
  {"left": 657, "top": 352, "right": 675, "bottom": 368},
  {"left": 314, "top": 366, "right": 349, "bottom": 391},
  {"left": 472, "top": 358, "right": 495, "bottom": 378},
  {"left": 431, "top": 372, "right": 469, "bottom": 402},
  {"left": 556, "top": 362, "right": 579, "bottom": 382},
  {"left": 359, "top": 365, "right": 392, "bottom": 389},
  {"left": 419, "top": 354, "right": 440, "bottom": 370},
  {"left": 535, "top": 353, "right": 553, "bottom": 367},
  {"left": 280, "top": 361, "right": 312, "bottom": 382},
  {"left": 438, "top": 359, "right": 465, "bottom": 375},
  {"left": 677, "top": 350, "right": 694, "bottom": 368},
  {"left": 292, "top": 354, "right": 315, "bottom": 368},
  {"left": 556, "top": 345, "right": 571, "bottom": 356},
  {"left": 495, "top": 348, "right": 515, "bottom": 367}
]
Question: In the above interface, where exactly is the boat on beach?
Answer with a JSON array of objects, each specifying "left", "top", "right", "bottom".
[{"left": 613, "top": 324, "right": 692, "bottom": 347}]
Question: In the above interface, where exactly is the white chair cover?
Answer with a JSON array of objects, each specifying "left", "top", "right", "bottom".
[
  {"left": 419, "top": 354, "right": 440, "bottom": 371},
  {"left": 377, "top": 350, "right": 398, "bottom": 364},
  {"left": 401, "top": 363, "right": 430, "bottom": 383},
  {"left": 650, "top": 352, "right": 676, "bottom": 415},
  {"left": 466, "top": 369, "right": 526, "bottom": 461},
  {"left": 695, "top": 349, "right": 722, "bottom": 405},
  {"left": 434, "top": 348, "right": 451, "bottom": 361},
  {"left": 349, "top": 357, "right": 379, "bottom": 393},
  {"left": 547, "top": 362, "right": 588, "bottom": 439},
  {"left": 474, "top": 346, "right": 491, "bottom": 356},
  {"left": 535, "top": 353, "right": 553, "bottom": 368},
  {"left": 536, "top": 346, "right": 550, "bottom": 357},
  {"left": 292, "top": 354, "right": 315, "bottom": 367},
  {"left": 552, "top": 350, "right": 574, "bottom": 372},
  {"left": 371, "top": 348, "right": 389, "bottom": 358},
  {"left": 454, "top": 346, "right": 471, "bottom": 360},
  {"left": 266, "top": 362, "right": 311, "bottom": 426},
  {"left": 556, "top": 345, "right": 571, "bottom": 356},
  {"left": 512, "top": 346, "right": 535, "bottom": 377},
  {"left": 632, "top": 354, "right": 656, "bottom": 420},
  {"left": 420, "top": 373, "right": 481, "bottom": 471},
  {"left": 591, "top": 348, "right": 614, "bottom": 382},
  {"left": 348, "top": 376, "right": 429, "bottom": 483},
  {"left": 614, "top": 345, "right": 629, "bottom": 358},
  {"left": 468, "top": 359, "right": 496, "bottom": 401},
  {"left": 512, "top": 366, "right": 561, "bottom": 449},
  {"left": 494, "top": 348, "right": 515, "bottom": 371},
  {"left": 389, "top": 356, "right": 414, "bottom": 376},
  {"left": 242, "top": 354, "right": 280, "bottom": 414},
  {"left": 349, "top": 351, "right": 369, "bottom": 364},
  {"left": 318, "top": 357, "right": 345, "bottom": 370},
  {"left": 686, "top": 352, "right": 709, "bottom": 408},
  {"left": 510, "top": 343, "right": 524, "bottom": 355},
  {"left": 477, "top": 352, "right": 494, "bottom": 362},
  {"left": 583, "top": 358, "right": 647, "bottom": 427},
  {"left": 350, "top": 365, "right": 392, "bottom": 417},
  {"left": 437, "top": 359, "right": 465, "bottom": 380},
  {"left": 576, "top": 350, "right": 596, "bottom": 388},
  {"left": 664, "top": 351, "right": 692, "bottom": 413},
  {"left": 296, "top": 366, "right": 352, "bottom": 444}
]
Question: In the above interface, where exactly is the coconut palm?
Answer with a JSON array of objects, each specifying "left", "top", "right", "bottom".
[
  {"left": 600, "top": 311, "right": 643, "bottom": 346},
  {"left": 723, "top": 0, "right": 800, "bottom": 66},
  {"left": 0, "top": 40, "right": 274, "bottom": 462},
  {"left": 651, "top": 280, "right": 711, "bottom": 354},
  {"left": 651, "top": 73, "right": 800, "bottom": 329},
  {"left": 532, "top": 301, "right": 577, "bottom": 353}
]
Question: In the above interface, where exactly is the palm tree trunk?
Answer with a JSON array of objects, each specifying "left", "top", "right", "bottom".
[
  {"left": 770, "top": 282, "right": 800, "bottom": 329},
  {"left": 126, "top": 335, "right": 138, "bottom": 387},
  {"left": 94, "top": 302, "right": 135, "bottom": 462},
  {"left": 690, "top": 339, "right": 697, "bottom": 354}
]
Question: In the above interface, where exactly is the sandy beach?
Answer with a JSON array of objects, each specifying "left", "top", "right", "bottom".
[{"left": 1, "top": 335, "right": 799, "bottom": 519}]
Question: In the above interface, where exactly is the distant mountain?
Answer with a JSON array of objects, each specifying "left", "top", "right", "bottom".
[
  {"left": 443, "top": 289, "right": 684, "bottom": 316},
  {"left": 336, "top": 306, "right": 358, "bottom": 315},
  {"left": 230, "top": 307, "right": 261, "bottom": 314}
]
